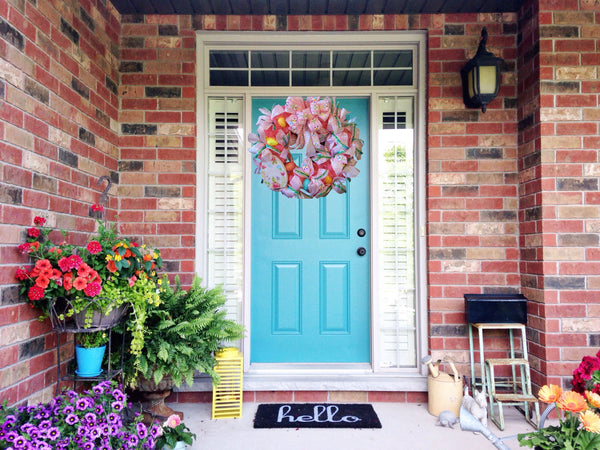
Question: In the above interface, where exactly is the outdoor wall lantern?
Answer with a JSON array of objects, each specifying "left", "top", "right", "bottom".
[{"left": 460, "top": 27, "right": 504, "bottom": 113}]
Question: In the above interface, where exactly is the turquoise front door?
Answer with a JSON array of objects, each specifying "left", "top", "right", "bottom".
[{"left": 251, "top": 97, "right": 370, "bottom": 363}]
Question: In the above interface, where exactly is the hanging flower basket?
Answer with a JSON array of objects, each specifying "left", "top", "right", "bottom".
[{"left": 48, "top": 297, "right": 129, "bottom": 331}]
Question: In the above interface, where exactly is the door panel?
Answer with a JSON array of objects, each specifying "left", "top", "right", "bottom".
[{"left": 251, "top": 97, "right": 370, "bottom": 363}]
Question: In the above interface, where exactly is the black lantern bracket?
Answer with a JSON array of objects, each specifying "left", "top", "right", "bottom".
[{"left": 460, "top": 27, "right": 504, "bottom": 113}]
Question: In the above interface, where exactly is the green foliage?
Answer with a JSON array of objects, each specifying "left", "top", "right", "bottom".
[
  {"left": 76, "top": 330, "right": 108, "bottom": 348},
  {"left": 519, "top": 412, "right": 600, "bottom": 450},
  {"left": 121, "top": 275, "right": 244, "bottom": 388}
]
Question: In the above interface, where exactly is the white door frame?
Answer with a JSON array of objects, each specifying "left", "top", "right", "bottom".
[{"left": 195, "top": 31, "right": 428, "bottom": 391}]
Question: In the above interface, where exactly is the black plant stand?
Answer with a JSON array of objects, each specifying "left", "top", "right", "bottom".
[{"left": 52, "top": 301, "right": 126, "bottom": 396}]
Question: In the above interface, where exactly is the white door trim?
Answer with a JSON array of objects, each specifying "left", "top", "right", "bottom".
[{"left": 195, "top": 31, "right": 429, "bottom": 391}]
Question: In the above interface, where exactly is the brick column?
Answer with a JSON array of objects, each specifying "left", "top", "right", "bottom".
[{"left": 518, "top": 0, "right": 600, "bottom": 389}]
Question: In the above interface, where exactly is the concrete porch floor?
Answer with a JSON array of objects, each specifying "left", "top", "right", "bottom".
[{"left": 168, "top": 401, "right": 539, "bottom": 449}]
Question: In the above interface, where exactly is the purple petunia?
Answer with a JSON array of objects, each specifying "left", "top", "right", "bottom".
[
  {"left": 111, "top": 401, "right": 123, "bottom": 411},
  {"left": 94, "top": 404, "right": 105, "bottom": 415},
  {"left": 112, "top": 389, "right": 126, "bottom": 402},
  {"left": 128, "top": 433, "right": 139, "bottom": 447},
  {"left": 6, "top": 430, "right": 18, "bottom": 441},
  {"left": 84, "top": 412, "right": 97, "bottom": 425},
  {"left": 65, "top": 413, "right": 79, "bottom": 425},
  {"left": 38, "top": 420, "right": 51, "bottom": 430},
  {"left": 92, "top": 385, "right": 105, "bottom": 395},
  {"left": 149, "top": 424, "right": 162, "bottom": 438},
  {"left": 136, "top": 422, "right": 148, "bottom": 439},
  {"left": 46, "top": 427, "right": 60, "bottom": 441},
  {"left": 62, "top": 405, "right": 75, "bottom": 415},
  {"left": 76, "top": 398, "right": 89, "bottom": 411}
]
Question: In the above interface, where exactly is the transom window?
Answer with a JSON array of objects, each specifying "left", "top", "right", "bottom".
[{"left": 208, "top": 49, "right": 413, "bottom": 87}]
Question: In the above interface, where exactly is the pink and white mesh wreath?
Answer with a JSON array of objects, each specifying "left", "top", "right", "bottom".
[{"left": 248, "top": 96, "right": 363, "bottom": 199}]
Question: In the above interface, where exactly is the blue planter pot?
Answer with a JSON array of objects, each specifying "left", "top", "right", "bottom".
[
  {"left": 75, "top": 345, "right": 106, "bottom": 377},
  {"left": 162, "top": 442, "right": 187, "bottom": 450}
]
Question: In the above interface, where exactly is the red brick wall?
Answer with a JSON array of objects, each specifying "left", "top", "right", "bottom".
[
  {"left": 0, "top": 0, "right": 120, "bottom": 404},
  {"left": 2, "top": 1, "right": 596, "bottom": 405},
  {"left": 426, "top": 13, "right": 520, "bottom": 378},
  {"left": 118, "top": 14, "right": 197, "bottom": 285},
  {"left": 520, "top": 0, "right": 600, "bottom": 390},
  {"left": 126, "top": 12, "right": 522, "bottom": 381}
]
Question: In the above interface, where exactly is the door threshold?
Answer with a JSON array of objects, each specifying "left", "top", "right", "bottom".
[{"left": 176, "top": 366, "right": 427, "bottom": 392}]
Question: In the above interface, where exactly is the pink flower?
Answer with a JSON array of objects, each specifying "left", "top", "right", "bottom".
[
  {"left": 164, "top": 414, "right": 181, "bottom": 428},
  {"left": 58, "top": 255, "right": 83, "bottom": 272},
  {"left": 84, "top": 282, "right": 101, "bottom": 297},
  {"left": 27, "top": 227, "right": 40, "bottom": 238},
  {"left": 87, "top": 241, "right": 102, "bottom": 255},
  {"left": 92, "top": 204, "right": 104, "bottom": 212}
]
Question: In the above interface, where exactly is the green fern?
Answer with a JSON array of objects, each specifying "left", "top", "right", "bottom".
[{"left": 121, "top": 275, "right": 244, "bottom": 388}]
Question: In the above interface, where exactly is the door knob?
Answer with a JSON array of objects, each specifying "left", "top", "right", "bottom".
[{"left": 357, "top": 247, "right": 366, "bottom": 256}]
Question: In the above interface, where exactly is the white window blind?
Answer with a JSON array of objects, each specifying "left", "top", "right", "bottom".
[
  {"left": 377, "top": 96, "right": 416, "bottom": 369},
  {"left": 206, "top": 97, "right": 244, "bottom": 322}
]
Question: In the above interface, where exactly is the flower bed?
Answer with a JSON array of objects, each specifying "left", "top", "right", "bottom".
[{"left": 0, "top": 381, "right": 159, "bottom": 449}]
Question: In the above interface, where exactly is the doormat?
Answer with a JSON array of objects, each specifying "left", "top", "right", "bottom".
[{"left": 253, "top": 403, "right": 382, "bottom": 429}]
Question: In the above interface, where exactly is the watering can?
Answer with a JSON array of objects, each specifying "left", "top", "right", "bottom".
[{"left": 422, "top": 355, "right": 463, "bottom": 417}]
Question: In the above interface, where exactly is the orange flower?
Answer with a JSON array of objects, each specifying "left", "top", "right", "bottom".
[
  {"left": 557, "top": 391, "right": 588, "bottom": 413},
  {"left": 35, "top": 275, "right": 50, "bottom": 289},
  {"left": 77, "top": 263, "right": 92, "bottom": 278},
  {"left": 580, "top": 410, "right": 600, "bottom": 433},
  {"left": 538, "top": 384, "right": 563, "bottom": 403},
  {"left": 35, "top": 259, "right": 52, "bottom": 272},
  {"left": 586, "top": 391, "right": 600, "bottom": 409},
  {"left": 106, "top": 260, "right": 117, "bottom": 273},
  {"left": 50, "top": 269, "right": 62, "bottom": 280},
  {"left": 73, "top": 276, "right": 87, "bottom": 291}
]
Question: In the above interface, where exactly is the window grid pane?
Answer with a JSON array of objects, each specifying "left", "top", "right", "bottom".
[{"left": 209, "top": 49, "right": 413, "bottom": 87}]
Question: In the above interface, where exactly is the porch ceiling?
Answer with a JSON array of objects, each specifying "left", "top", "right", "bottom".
[{"left": 109, "top": 0, "right": 525, "bottom": 15}]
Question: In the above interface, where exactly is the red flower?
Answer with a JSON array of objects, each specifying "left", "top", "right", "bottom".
[
  {"left": 15, "top": 268, "right": 30, "bottom": 281},
  {"left": 63, "top": 272, "right": 73, "bottom": 291},
  {"left": 30, "top": 242, "right": 39, "bottom": 251},
  {"left": 33, "top": 216, "right": 46, "bottom": 226},
  {"left": 572, "top": 355, "right": 600, "bottom": 394},
  {"left": 35, "top": 275, "right": 50, "bottom": 289},
  {"left": 87, "top": 241, "right": 102, "bottom": 255},
  {"left": 35, "top": 259, "right": 53, "bottom": 272},
  {"left": 28, "top": 286, "right": 45, "bottom": 301},
  {"left": 87, "top": 270, "right": 100, "bottom": 284},
  {"left": 50, "top": 269, "right": 62, "bottom": 280},
  {"left": 73, "top": 277, "right": 87, "bottom": 291},
  {"left": 18, "top": 243, "right": 33, "bottom": 254},
  {"left": 84, "top": 282, "right": 101, "bottom": 297},
  {"left": 58, "top": 255, "right": 83, "bottom": 272},
  {"left": 49, "top": 247, "right": 62, "bottom": 256},
  {"left": 91, "top": 204, "right": 104, "bottom": 212},
  {"left": 27, "top": 227, "right": 40, "bottom": 238},
  {"left": 77, "top": 263, "right": 92, "bottom": 278}
]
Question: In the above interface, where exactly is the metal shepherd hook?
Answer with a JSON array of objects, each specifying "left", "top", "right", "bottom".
[{"left": 97, "top": 175, "right": 112, "bottom": 208}]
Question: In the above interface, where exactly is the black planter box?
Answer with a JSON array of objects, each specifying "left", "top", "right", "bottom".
[{"left": 464, "top": 293, "right": 528, "bottom": 324}]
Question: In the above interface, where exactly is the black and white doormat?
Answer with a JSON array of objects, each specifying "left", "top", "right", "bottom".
[{"left": 253, "top": 403, "right": 382, "bottom": 429}]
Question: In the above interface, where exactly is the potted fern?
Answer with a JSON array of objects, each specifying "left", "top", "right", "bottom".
[{"left": 119, "top": 275, "right": 244, "bottom": 417}]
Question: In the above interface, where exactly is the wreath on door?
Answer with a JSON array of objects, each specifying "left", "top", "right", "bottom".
[{"left": 248, "top": 96, "right": 363, "bottom": 199}]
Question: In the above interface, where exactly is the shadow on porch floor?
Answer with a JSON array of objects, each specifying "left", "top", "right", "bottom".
[{"left": 168, "top": 401, "right": 537, "bottom": 449}]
